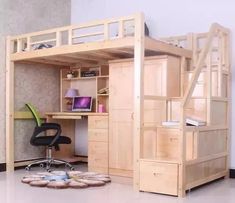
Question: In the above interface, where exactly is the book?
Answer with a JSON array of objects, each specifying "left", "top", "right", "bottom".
[
  {"left": 186, "top": 117, "right": 206, "bottom": 126},
  {"left": 98, "top": 87, "right": 109, "bottom": 94},
  {"left": 162, "top": 121, "right": 179, "bottom": 127}
]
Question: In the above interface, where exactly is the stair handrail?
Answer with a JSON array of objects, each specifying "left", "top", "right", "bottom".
[{"left": 182, "top": 23, "right": 228, "bottom": 107}]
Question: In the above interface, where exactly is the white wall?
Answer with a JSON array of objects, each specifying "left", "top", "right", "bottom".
[{"left": 71, "top": 0, "right": 235, "bottom": 168}]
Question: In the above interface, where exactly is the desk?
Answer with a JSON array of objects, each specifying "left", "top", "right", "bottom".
[{"left": 45, "top": 112, "right": 109, "bottom": 173}]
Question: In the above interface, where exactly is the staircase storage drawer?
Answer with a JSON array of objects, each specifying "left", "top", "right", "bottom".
[
  {"left": 88, "top": 116, "right": 108, "bottom": 129},
  {"left": 140, "top": 160, "right": 178, "bottom": 196}
]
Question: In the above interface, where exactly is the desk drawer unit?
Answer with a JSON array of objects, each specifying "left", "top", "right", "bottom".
[
  {"left": 88, "top": 142, "right": 108, "bottom": 172},
  {"left": 88, "top": 116, "right": 108, "bottom": 173},
  {"left": 88, "top": 129, "right": 108, "bottom": 142},
  {"left": 88, "top": 116, "right": 108, "bottom": 129},
  {"left": 140, "top": 160, "right": 178, "bottom": 196}
]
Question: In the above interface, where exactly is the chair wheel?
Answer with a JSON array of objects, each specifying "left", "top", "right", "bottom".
[
  {"left": 47, "top": 169, "right": 52, "bottom": 172},
  {"left": 39, "top": 163, "right": 44, "bottom": 168},
  {"left": 70, "top": 167, "right": 75, "bottom": 171},
  {"left": 25, "top": 166, "right": 30, "bottom": 171}
]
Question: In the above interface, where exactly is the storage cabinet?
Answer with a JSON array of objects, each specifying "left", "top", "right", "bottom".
[
  {"left": 144, "top": 56, "right": 180, "bottom": 97},
  {"left": 88, "top": 116, "right": 108, "bottom": 173},
  {"left": 108, "top": 56, "right": 181, "bottom": 177},
  {"left": 109, "top": 61, "right": 134, "bottom": 177},
  {"left": 141, "top": 128, "right": 180, "bottom": 161}
]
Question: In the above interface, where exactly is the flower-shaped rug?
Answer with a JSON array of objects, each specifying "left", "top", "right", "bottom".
[{"left": 22, "top": 171, "right": 111, "bottom": 189}]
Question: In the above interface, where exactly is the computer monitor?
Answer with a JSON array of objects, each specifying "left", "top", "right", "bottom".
[{"left": 72, "top": 96, "right": 92, "bottom": 112}]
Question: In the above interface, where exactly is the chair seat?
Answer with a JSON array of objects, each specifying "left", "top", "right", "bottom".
[{"left": 32, "top": 136, "right": 71, "bottom": 146}]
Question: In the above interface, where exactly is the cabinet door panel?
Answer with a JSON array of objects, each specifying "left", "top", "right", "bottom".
[
  {"left": 144, "top": 60, "right": 166, "bottom": 96},
  {"left": 109, "top": 63, "right": 133, "bottom": 109},
  {"left": 109, "top": 62, "right": 133, "bottom": 174},
  {"left": 109, "top": 120, "right": 133, "bottom": 170}
]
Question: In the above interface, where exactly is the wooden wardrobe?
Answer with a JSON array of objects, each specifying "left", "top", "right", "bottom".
[{"left": 108, "top": 55, "right": 181, "bottom": 177}]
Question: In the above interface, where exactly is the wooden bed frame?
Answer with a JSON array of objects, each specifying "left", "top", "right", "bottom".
[{"left": 6, "top": 13, "right": 230, "bottom": 197}]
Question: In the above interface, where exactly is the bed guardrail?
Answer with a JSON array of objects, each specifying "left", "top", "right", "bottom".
[{"left": 9, "top": 14, "right": 137, "bottom": 54}]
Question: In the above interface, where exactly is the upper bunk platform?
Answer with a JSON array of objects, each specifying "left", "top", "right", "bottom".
[{"left": 8, "top": 13, "right": 192, "bottom": 66}]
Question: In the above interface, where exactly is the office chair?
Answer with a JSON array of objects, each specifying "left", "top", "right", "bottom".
[{"left": 25, "top": 103, "right": 74, "bottom": 171}]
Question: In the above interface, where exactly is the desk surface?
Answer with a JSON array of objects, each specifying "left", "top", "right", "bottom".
[
  {"left": 46, "top": 112, "right": 108, "bottom": 120},
  {"left": 46, "top": 112, "right": 108, "bottom": 116}
]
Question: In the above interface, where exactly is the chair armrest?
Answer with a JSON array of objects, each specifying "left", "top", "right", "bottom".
[
  {"left": 32, "top": 124, "right": 61, "bottom": 147},
  {"left": 41, "top": 123, "right": 62, "bottom": 146}
]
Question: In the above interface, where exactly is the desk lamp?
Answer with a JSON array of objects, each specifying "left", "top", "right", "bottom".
[{"left": 64, "top": 88, "right": 78, "bottom": 110}]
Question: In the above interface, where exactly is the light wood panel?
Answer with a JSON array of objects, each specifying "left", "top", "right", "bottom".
[
  {"left": 109, "top": 60, "right": 134, "bottom": 177},
  {"left": 185, "top": 157, "right": 226, "bottom": 188},
  {"left": 197, "top": 130, "right": 227, "bottom": 158},
  {"left": 109, "top": 55, "right": 182, "bottom": 177},
  {"left": 88, "top": 115, "right": 108, "bottom": 173},
  {"left": 6, "top": 37, "right": 15, "bottom": 171},
  {"left": 140, "top": 160, "right": 178, "bottom": 196}
]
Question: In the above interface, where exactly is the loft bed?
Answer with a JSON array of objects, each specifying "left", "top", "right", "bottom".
[
  {"left": 6, "top": 12, "right": 191, "bottom": 167},
  {"left": 6, "top": 13, "right": 230, "bottom": 197}
]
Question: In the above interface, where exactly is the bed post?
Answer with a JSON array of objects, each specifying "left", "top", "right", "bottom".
[
  {"left": 133, "top": 13, "right": 145, "bottom": 191},
  {"left": 6, "top": 36, "right": 15, "bottom": 171}
]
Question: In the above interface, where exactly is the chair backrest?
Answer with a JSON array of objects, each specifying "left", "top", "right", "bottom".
[{"left": 25, "top": 103, "right": 42, "bottom": 127}]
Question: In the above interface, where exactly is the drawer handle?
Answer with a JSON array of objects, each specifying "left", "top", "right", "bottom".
[
  {"left": 131, "top": 112, "right": 134, "bottom": 120},
  {"left": 153, "top": 172, "right": 161, "bottom": 176}
]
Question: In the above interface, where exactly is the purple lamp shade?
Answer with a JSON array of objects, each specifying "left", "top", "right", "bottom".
[{"left": 65, "top": 88, "right": 78, "bottom": 98}]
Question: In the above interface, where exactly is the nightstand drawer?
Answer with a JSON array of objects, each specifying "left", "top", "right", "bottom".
[{"left": 140, "top": 160, "right": 178, "bottom": 196}]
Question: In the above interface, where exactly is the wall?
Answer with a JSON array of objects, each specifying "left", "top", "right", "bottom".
[
  {"left": 14, "top": 64, "right": 60, "bottom": 161},
  {"left": 71, "top": 0, "right": 235, "bottom": 168},
  {"left": 0, "top": 0, "right": 71, "bottom": 164}
]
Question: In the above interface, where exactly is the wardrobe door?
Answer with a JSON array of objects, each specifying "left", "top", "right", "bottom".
[{"left": 109, "top": 61, "right": 134, "bottom": 177}]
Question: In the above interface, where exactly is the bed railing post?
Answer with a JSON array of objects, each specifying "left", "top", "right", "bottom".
[
  {"left": 16, "top": 38, "right": 22, "bottom": 53},
  {"left": 6, "top": 36, "right": 15, "bottom": 172},
  {"left": 68, "top": 28, "right": 72, "bottom": 45},
  {"left": 206, "top": 48, "right": 212, "bottom": 125},
  {"left": 118, "top": 20, "right": 124, "bottom": 38},
  {"left": 26, "top": 37, "right": 30, "bottom": 51},
  {"left": 104, "top": 23, "right": 109, "bottom": 40},
  {"left": 133, "top": 12, "right": 145, "bottom": 191},
  {"left": 56, "top": 31, "right": 62, "bottom": 47}
]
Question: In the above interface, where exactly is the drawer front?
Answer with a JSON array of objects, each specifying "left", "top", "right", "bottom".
[
  {"left": 140, "top": 161, "right": 178, "bottom": 196},
  {"left": 88, "top": 129, "right": 108, "bottom": 142},
  {"left": 88, "top": 116, "right": 108, "bottom": 129},
  {"left": 88, "top": 142, "right": 108, "bottom": 168}
]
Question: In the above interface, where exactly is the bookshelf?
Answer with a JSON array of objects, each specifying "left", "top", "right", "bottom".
[{"left": 60, "top": 65, "right": 109, "bottom": 113}]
